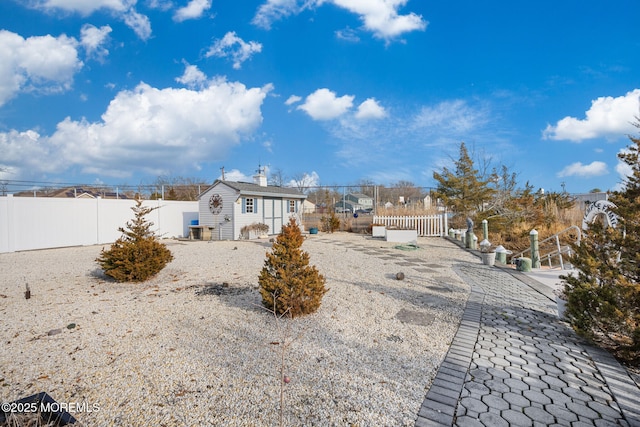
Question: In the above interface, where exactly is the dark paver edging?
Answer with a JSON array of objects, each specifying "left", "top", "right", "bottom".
[{"left": 415, "top": 286, "right": 484, "bottom": 427}]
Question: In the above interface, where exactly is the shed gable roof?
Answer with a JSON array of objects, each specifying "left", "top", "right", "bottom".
[{"left": 201, "top": 180, "right": 307, "bottom": 199}]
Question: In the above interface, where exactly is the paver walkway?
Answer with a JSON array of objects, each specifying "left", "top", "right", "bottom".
[{"left": 416, "top": 261, "right": 640, "bottom": 427}]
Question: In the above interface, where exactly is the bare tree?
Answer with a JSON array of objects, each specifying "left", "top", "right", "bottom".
[
  {"left": 395, "top": 180, "right": 421, "bottom": 204},
  {"left": 355, "top": 179, "right": 375, "bottom": 197},
  {"left": 149, "top": 175, "right": 209, "bottom": 201},
  {"left": 269, "top": 168, "right": 286, "bottom": 187},
  {"left": 290, "top": 173, "right": 315, "bottom": 193}
]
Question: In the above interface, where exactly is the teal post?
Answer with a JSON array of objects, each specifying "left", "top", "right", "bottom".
[
  {"left": 482, "top": 219, "right": 488, "bottom": 241},
  {"left": 530, "top": 229, "right": 541, "bottom": 268}
]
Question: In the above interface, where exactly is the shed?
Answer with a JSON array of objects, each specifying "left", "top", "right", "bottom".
[{"left": 197, "top": 172, "right": 307, "bottom": 240}]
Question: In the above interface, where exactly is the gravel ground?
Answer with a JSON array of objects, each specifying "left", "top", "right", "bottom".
[{"left": 0, "top": 232, "right": 477, "bottom": 426}]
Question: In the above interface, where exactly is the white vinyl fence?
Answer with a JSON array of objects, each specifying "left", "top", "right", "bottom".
[
  {"left": 0, "top": 195, "right": 198, "bottom": 253},
  {"left": 372, "top": 214, "right": 448, "bottom": 237}
]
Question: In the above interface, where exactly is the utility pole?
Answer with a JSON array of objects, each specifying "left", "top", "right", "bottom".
[{"left": 220, "top": 166, "right": 225, "bottom": 180}]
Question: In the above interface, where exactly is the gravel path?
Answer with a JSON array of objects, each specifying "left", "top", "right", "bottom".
[{"left": 0, "top": 233, "right": 477, "bottom": 426}]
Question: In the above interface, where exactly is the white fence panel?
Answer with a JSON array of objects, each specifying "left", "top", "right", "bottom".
[
  {"left": 0, "top": 195, "right": 198, "bottom": 253},
  {"left": 372, "top": 214, "right": 448, "bottom": 237}
]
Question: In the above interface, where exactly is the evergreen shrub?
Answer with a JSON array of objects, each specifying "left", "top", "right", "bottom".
[
  {"left": 320, "top": 213, "right": 341, "bottom": 233},
  {"left": 562, "top": 120, "right": 640, "bottom": 365},
  {"left": 259, "top": 218, "right": 327, "bottom": 317},
  {"left": 96, "top": 200, "right": 173, "bottom": 282}
]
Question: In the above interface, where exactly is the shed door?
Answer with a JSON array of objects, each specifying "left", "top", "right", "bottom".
[{"left": 263, "top": 198, "right": 283, "bottom": 235}]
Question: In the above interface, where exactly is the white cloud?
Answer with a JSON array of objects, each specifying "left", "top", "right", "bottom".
[
  {"left": 298, "top": 88, "right": 354, "bottom": 120},
  {"left": 543, "top": 89, "right": 640, "bottom": 141},
  {"left": 412, "top": 99, "right": 488, "bottom": 134},
  {"left": 355, "top": 98, "right": 386, "bottom": 119},
  {"left": 0, "top": 78, "right": 272, "bottom": 178},
  {"left": 205, "top": 32, "right": 263, "bottom": 70},
  {"left": 80, "top": 24, "right": 112, "bottom": 60},
  {"left": 31, "top": 0, "right": 152, "bottom": 40},
  {"left": 222, "top": 169, "right": 252, "bottom": 182},
  {"left": 0, "top": 130, "right": 55, "bottom": 174},
  {"left": 32, "top": 0, "right": 129, "bottom": 15},
  {"left": 123, "top": 9, "right": 152, "bottom": 40},
  {"left": 173, "top": 0, "right": 212, "bottom": 22},
  {"left": 0, "top": 30, "right": 83, "bottom": 107},
  {"left": 147, "top": 0, "right": 173, "bottom": 11},
  {"left": 615, "top": 147, "right": 634, "bottom": 187},
  {"left": 616, "top": 159, "right": 633, "bottom": 181},
  {"left": 557, "top": 161, "right": 608, "bottom": 178},
  {"left": 285, "top": 95, "right": 302, "bottom": 105},
  {"left": 286, "top": 171, "right": 320, "bottom": 188},
  {"left": 332, "top": 0, "right": 427, "bottom": 40},
  {"left": 253, "top": 0, "right": 426, "bottom": 40},
  {"left": 175, "top": 63, "right": 208, "bottom": 89},
  {"left": 252, "top": 0, "right": 319, "bottom": 29},
  {"left": 335, "top": 27, "right": 360, "bottom": 42}
]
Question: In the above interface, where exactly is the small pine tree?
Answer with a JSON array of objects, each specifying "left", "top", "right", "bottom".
[
  {"left": 320, "top": 213, "right": 341, "bottom": 233},
  {"left": 259, "top": 218, "right": 327, "bottom": 317},
  {"left": 96, "top": 199, "right": 173, "bottom": 282},
  {"left": 433, "top": 141, "right": 495, "bottom": 225},
  {"left": 562, "top": 118, "right": 640, "bottom": 365}
]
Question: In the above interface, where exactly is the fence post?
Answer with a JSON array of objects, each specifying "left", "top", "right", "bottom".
[
  {"left": 530, "top": 229, "right": 541, "bottom": 268},
  {"left": 482, "top": 219, "right": 488, "bottom": 241},
  {"left": 5, "top": 194, "right": 15, "bottom": 252},
  {"left": 443, "top": 211, "right": 448, "bottom": 237}
]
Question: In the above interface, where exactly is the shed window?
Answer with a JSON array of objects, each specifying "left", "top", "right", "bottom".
[
  {"left": 288, "top": 200, "right": 295, "bottom": 213},
  {"left": 242, "top": 198, "right": 257, "bottom": 214}
]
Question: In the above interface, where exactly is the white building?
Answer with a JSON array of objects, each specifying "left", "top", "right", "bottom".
[{"left": 197, "top": 172, "right": 307, "bottom": 240}]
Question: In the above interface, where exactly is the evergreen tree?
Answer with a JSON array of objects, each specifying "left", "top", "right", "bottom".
[
  {"left": 259, "top": 218, "right": 327, "bottom": 317},
  {"left": 562, "top": 119, "right": 640, "bottom": 365},
  {"left": 97, "top": 199, "right": 173, "bottom": 282},
  {"left": 433, "top": 142, "right": 494, "bottom": 225}
]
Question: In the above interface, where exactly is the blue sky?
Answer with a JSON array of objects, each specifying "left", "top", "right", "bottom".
[{"left": 1, "top": 0, "right": 639, "bottom": 194}]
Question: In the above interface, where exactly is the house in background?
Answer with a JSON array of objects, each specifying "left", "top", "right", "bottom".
[
  {"left": 14, "top": 187, "right": 130, "bottom": 199},
  {"left": 197, "top": 171, "right": 307, "bottom": 240},
  {"left": 300, "top": 199, "right": 317, "bottom": 214},
  {"left": 572, "top": 192, "right": 609, "bottom": 211},
  {"left": 334, "top": 192, "right": 373, "bottom": 212}
]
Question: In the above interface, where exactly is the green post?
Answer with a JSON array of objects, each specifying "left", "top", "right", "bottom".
[
  {"left": 465, "top": 217, "right": 475, "bottom": 249},
  {"left": 482, "top": 219, "right": 488, "bottom": 241},
  {"left": 466, "top": 231, "right": 477, "bottom": 250},
  {"left": 530, "top": 229, "right": 541, "bottom": 269}
]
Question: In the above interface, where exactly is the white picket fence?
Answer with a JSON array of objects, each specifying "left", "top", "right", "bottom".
[
  {"left": 372, "top": 214, "right": 448, "bottom": 237},
  {"left": 0, "top": 195, "right": 198, "bottom": 253}
]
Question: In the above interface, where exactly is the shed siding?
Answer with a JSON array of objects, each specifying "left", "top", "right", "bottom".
[
  {"left": 234, "top": 196, "right": 265, "bottom": 239},
  {"left": 199, "top": 184, "right": 236, "bottom": 240}
]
